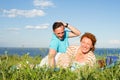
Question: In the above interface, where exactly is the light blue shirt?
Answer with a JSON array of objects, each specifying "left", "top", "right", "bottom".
[{"left": 49, "top": 30, "right": 69, "bottom": 53}]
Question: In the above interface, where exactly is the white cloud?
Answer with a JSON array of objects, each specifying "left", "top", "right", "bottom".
[
  {"left": 25, "top": 23, "right": 49, "bottom": 30},
  {"left": 109, "top": 40, "right": 120, "bottom": 44},
  {"left": 2, "top": 9, "right": 45, "bottom": 18},
  {"left": 33, "top": 0, "right": 54, "bottom": 8},
  {"left": 7, "top": 28, "right": 21, "bottom": 31}
]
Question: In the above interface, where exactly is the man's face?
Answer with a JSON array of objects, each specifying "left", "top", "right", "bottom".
[{"left": 54, "top": 26, "right": 65, "bottom": 40}]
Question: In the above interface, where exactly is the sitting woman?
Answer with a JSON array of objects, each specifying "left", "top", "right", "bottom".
[{"left": 38, "top": 32, "right": 97, "bottom": 70}]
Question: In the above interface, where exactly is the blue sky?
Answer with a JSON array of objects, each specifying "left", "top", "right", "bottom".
[{"left": 0, "top": 0, "right": 120, "bottom": 48}]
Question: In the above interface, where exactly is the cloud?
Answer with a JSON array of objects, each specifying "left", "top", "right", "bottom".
[
  {"left": 2, "top": 9, "right": 45, "bottom": 18},
  {"left": 109, "top": 39, "right": 120, "bottom": 44},
  {"left": 25, "top": 23, "right": 49, "bottom": 30},
  {"left": 7, "top": 28, "right": 21, "bottom": 31},
  {"left": 33, "top": 0, "right": 54, "bottom": 8}
]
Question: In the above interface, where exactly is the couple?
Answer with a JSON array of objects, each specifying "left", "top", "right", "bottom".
[{"left": 39, "top": 21, "right": 97, "bottom": 70}]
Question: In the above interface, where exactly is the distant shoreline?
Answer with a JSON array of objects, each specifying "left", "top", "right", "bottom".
[{"left": 0, "top": 47, "right": 120, "bottom": 57}]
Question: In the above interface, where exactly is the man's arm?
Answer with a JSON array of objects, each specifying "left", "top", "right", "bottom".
[
  {"left": 60, "top": 21, "right": 81, "bottom": 37},
  {"left": 48, "top": 49, "right": 56, "bottom": 68},
  {"left": 66, "top": 23, "right": 81, "bottom": 38}
]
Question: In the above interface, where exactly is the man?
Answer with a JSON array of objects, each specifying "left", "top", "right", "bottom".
[{"left": 48, "top": 21, "right": 81, "bottom": 68}]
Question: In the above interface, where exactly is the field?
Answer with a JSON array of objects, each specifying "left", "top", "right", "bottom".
[{"left": 0, "top": 53, "right": 120, "bottom": 80}]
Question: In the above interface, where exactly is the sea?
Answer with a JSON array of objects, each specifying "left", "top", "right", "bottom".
[
  {"left": 0, "top": 47, "right": 120, "bottom": 58},
  {"left": 0, "top": 47, "right": 49, "bottom": 58}
]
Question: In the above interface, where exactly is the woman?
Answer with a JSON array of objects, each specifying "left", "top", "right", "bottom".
[
  {"left": 56, "top": 32, "right": 97, "bottom": 69},
  {"left": 38, "top": 32, "right": 97, "bottom": 69}
]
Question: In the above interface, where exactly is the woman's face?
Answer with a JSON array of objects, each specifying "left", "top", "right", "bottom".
[{"left": 80, "top": 37, "right": 93, "bottom": 54}]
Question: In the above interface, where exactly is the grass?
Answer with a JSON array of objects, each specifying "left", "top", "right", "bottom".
[{"left": 0, "top": 53, "right": 120, "bottom": 80}]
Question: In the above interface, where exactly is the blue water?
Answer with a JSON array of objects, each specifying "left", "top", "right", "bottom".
[
  {"left": 95, "top": 48, "right": 120, "bottom": 56},
  {"left": 0, "top": 47, "right": 120, "bottom": 57},
  {"left": 0, "top": 47, "right": 49, "bottom": 58}
]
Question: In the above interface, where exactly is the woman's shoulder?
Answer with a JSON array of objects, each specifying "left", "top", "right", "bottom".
[
  {"left": 67, "top": 45, "right": 79, "bottom": 52},
  {"left": 68, "top": 45, "right": 79, "bottom": 49},
  {"left": 66, "top": 45, "right": 79, "bottom": 56},
  {"left": 88, "top": 51, "right": 95, "bottom": 55},
  {"left": 87, "top": 51, "right": 96, "bottom": 61}
]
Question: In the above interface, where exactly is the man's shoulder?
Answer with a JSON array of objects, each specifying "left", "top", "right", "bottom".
[
  {"left": 50, "top": 39, "right": 59, "bottom": 45},
  {"left": 51, "top": 34, "right": 59, "bottom": 42},
  {"left": 51, "top": 33, "right": 57, "bottom": 39}
]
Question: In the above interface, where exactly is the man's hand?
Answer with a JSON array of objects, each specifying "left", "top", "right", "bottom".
[{"left": 56, "top": 20, "right": 67, "bottom": 27}]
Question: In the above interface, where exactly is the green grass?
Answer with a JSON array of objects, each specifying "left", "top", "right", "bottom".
[{"left": 0, "top": 53, "right": 120, "bottom": 80}]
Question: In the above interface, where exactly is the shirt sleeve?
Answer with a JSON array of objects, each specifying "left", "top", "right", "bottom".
[{"left": 49, "top": 39, "right": 58, "bottom": 51}]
